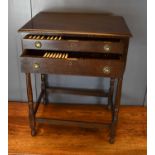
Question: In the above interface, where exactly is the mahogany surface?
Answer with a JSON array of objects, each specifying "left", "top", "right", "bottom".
[
  {"left": 9, "top": 102, "right": 146, "bottom": 155},
  {"left": 20, "top": 56, "right": 124, "bottom": 77},
  {"left": 22, "top": 38, "right": 124, "bottom": 54},
  {"left": 19, "top": 12, "right": 131, "bottom": 37}
]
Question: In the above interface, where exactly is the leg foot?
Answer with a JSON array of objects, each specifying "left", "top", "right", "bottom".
[
  {"left": 109, "top": 137, "right": 115, "bottom": 144},
  {"left": 109, "top": 126, "right": 115, "bottom": 144},
  {"left": 31, "top": 129, "right": 36, "bottom": 136}
]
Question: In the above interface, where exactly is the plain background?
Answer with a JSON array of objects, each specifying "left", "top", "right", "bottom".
[{"left": 8, "top": 0, "right": 147, "bottom": 105}]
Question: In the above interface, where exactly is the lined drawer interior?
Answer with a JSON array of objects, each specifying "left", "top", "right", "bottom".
[
  {"left": 24, "top": 34, "right": 121, "bottom": 42},
  {"left": 21, "top": 49, "right": 123, "bottom": 60}
]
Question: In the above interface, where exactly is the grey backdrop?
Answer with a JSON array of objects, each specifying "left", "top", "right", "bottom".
[{"left": 8, "top": 0, "right": 147, "bottom": 105}]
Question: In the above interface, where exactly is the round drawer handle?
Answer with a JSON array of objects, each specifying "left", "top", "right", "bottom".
[
  {"left": 33, "top": 63, "right": 40, "bottom": 69},
  {"left": 35, "top": 41, "right": 42, "bottom": 48},
  {"left": 103, "top": 44, "right": 111, "bottom": 52},
  {"left": 102, "top": 66, "right": 111, "bottom": 74}
]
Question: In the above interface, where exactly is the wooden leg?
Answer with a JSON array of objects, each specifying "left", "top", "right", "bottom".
[
  {"left": 107, "top": 78, "right": 115, "bottom": 110},
  {"left": 109, "top": 78, "right": 122, "bottom": 144},
  {"left": 41, "top": 74, "right": 48, "bottom": 105},
  {"left": 26, "top": 73, "right": 36, "bottom": 136}
]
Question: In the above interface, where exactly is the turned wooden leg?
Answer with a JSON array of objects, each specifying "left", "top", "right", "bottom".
[
  {"left": 26, "top": 73, "right": 36, "bottom": 136},
  {"left": 107, "top": 78, "right": 115, "bottom": 110},
  {"left": 109, "top": 78, "right": 122, "bottom": 144},
  {"left": 41, "top": 74, "right": 48, "bottom": 105}
]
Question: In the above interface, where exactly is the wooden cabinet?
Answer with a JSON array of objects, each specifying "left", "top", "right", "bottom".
[{"left": 18, "top": 12, "right": 132, "bottom": 143}]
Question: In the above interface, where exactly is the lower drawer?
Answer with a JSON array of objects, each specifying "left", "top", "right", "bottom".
[{"left": 20, "top": 57, "right": 124, "bottom": 77}]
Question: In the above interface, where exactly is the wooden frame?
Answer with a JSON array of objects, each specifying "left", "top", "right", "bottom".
[
  {"left": 26, "top": 73, "right": 122, "bottom": 143},
  {"left": 19, "top": 12, "right": 131, "bottom": 144}
]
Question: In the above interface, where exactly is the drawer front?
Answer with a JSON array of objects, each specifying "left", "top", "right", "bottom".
[
  {"left": 22, "top": 39, "right": 124, "bottom": 54},
  {"left": 20, "top": 57, "right": 124, "bottom": 77}
]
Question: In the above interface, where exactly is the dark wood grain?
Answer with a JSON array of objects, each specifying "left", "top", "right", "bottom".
[
  {"left": 107, "top": 78, "right": 115, "bottom": 110},
  {"left": 36, "top": 118, "right": 110, "bottom": 128},
  {"left": 110, "top": 78, "right": 123, "bottom": 143},
  {"left": 46, "top": 86, "right": 108, "bottom": 97},
  {"left": 20, "top": 57, "right": 124, "bottom": 77},
  {"left": 34, "top": 90, "right": 44, "bottom": 114},
  {"left": 25, "top": 73, "right": 36, "bottom": 136},
  {"left": 19, "top": 12, "right": 132, "bottom": 37},
  {"left": 22, "top": 38, "right": 124, "bottom": 54},
  {"left": 41, "top": 74, "right": 48, "bottom": 104}
]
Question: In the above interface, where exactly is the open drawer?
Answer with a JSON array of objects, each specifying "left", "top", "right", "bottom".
[
  {"left": 22, "top": 34, "right": 124, "bottom": 54},
  {"left": 20, "top": 50, "right": 125, "bottom": 77}
]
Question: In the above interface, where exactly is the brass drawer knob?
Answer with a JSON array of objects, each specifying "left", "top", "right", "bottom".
[
  {"left": 35, "top": 41, "right": 42, "bottom": 48},
  {"left": 33, "top": 63, "right": 40, "bottom": 69},
  {"left": 102, "top": 66, "right": 111, "bottom": 74},
  {"left": 103, "top": 44, "right": 111, "bottom": 52}
]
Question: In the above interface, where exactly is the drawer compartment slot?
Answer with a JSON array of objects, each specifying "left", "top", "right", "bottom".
[
  {"left": 21, "top": 49, "right": 123, "bottom": 60},
  {"left": 24, "top": 34, "right": 121, "bottom": 42}
]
